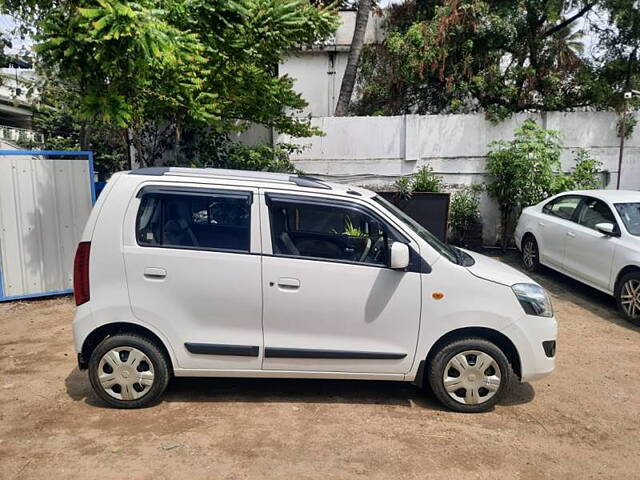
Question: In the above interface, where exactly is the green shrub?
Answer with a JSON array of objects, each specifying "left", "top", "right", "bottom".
[
  {"left": 412, "top": 165, "right": 444, "bottom": 192},
  {"left": 168, "top": 132, "right": 298, "bottom": 173},
  {"left": 486, "top": 119, "right": 563, "bottom": 247},
  {"left": 449, "top": 186, "right": 482, "bottom": 245},
  {"left": 393, "top": 176, "right": 414, "bottom": 200},
  {"left": 393, "top": 164, "right": 445, "bottom": 198},
  {"left": 568, "top": 148, "right": 603, "bottom": 190}
]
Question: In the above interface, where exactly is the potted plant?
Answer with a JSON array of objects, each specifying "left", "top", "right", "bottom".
[
  {"left": 449, "top": 185, "right": 483, "bottom": 249},
  {"left": 380, "top": 164, "right": 451, "bottom": 242}
]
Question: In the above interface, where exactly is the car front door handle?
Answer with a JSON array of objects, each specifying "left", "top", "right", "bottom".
[
  {"left": 538, "top": 221, "right": 545, "bottom": 227},
  {"left": 566, "top": 231, "right": 575, "bottom": 238},
  {"left": 276, "top": 277, "right": 300, "bottom": 290},
  {"left": 144, "top": 267, "right": 167, "bottom": 279}
]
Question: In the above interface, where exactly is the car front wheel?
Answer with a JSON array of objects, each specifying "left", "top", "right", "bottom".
[
  {"left": 88, "top": 333, "right": 170, "bottom": 408},
  {"left": 615, "top": 272, "right": 640, "bottom": 326},
  {"left": 428, "top": 338, "right": 513, "bottom": 413}
]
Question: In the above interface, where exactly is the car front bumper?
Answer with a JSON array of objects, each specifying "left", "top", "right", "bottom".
[{"left": 501, "top": 315, "right": 557, "bottom": 382}]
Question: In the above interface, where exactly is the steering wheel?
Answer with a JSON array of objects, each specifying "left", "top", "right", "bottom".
[{"left": 358, "top": 238, "right": 373, "bottom": 262}]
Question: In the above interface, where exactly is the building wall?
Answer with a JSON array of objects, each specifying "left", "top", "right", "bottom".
[
  {"left": 276, "top": 111, "right": 640, "bottom": 245},
  {"left": 279, "top": 52, "right": 349, "bottom": 117},
  {"left": 278, "top": 11, "right": 384, "bottom": 118}
]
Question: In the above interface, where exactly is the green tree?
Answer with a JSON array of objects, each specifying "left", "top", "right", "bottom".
[
  {"left": 486, "top": 119, "right": 564, "bottom": 247},
  {"left": 3, "top": 0, "right": 338, "bottom": 165},
  {"left": 352, "top": 0, "right": 640, "bottom": 120}
]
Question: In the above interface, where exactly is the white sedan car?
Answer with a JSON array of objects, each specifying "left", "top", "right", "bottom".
[{"left": 515, "top": 190, "right": 640, "bottom": 325}]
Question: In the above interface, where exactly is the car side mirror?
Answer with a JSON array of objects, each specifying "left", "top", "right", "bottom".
[
  {"left": 595, "top": 222, "right": 618, "bottom": 236},
  {"left": 390, "top": 242, "right": 410, "bottom": 269}
]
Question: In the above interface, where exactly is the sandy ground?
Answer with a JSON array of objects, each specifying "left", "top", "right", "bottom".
[{"left": 1, "top": 255, "right": 639, "bottom": 480}]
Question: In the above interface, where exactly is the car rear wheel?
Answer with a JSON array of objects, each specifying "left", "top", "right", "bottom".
[
  {"left": 521, "top": 235, "right": 540, "bottom": 272},
  {"left": 615, "top": 272, "right": 640, "bottom": 326},
  {"left": 428, "top": 338, "right": 513, "bottom": 413},
  {"left": 88, "top": 333, "right": 170, "bottom": 408}
]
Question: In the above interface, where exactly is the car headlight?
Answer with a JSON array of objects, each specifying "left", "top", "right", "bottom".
[{"left": 512, "top": 283, "right": 553, "bottom": 317}]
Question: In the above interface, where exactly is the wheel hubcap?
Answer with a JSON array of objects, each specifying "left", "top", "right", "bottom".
[
  {"left": 98, "top": 347, "right": 155, "bottom": 401},
  {"left": 523, "top": 241, "right": 536, "bottom": 268},
  {"left": 443, "top": 350, "right": 502, "bottom": 405},
  {"left": 620, "top": 279, "right": 640, "bottom": 319}
]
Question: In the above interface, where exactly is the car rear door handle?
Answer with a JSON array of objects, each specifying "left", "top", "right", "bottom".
[
  {"left": 144, "top": 267, "right": 167, "bottom": 279},
  {"left": 276, "top": 277, "right": 300, "bottom": 290},
  {"left": 538, "top": 221, "right": 545, "bottom": 227},
  {"left": 566, "top": 231, "right": 575, "bottom": 238}
]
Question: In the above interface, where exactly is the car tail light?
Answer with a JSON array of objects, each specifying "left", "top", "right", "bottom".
[{"left": 73, "top": 241, "right": 91, "bottom": 306}]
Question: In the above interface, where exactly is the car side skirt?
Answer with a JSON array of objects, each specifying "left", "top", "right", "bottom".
[{"left": 173, "top": 368, "right": 407, "bottom": 381}]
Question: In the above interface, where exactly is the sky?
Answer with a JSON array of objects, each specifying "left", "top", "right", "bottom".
[{"left": 0, "top": 15, "right": 32, "bottom": 57}]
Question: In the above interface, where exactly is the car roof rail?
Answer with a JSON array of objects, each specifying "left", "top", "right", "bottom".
[
  {"left": 289, "top": 175, "right": 332, "bottom": 190},
  {"left": 129, "top": 167, "right": 332, "bottom": 190}
]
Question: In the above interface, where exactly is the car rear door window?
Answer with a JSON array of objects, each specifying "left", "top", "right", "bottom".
[
  {"left": 267, "top": 196, "right": 393, "bottom": 266},
  {"left": 576, "top": 198, "right": 616, "bottom": 230},
  {"left": 136, "top": 189, "right": 251, "bottom": 252},
  {"left": 542, "top": 195, "right": 582, "bottom": 221}
]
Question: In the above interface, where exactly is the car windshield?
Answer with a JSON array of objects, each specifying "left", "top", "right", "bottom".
[
  {"left": 615, "top": 203, "right": 640, "bottom": 235},
  {"left": 373, "top": 195, "right": 459, "bottom": 264}
]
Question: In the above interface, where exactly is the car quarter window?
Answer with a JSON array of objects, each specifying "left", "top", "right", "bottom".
[
  {"left": 136, "top": 189, "right": 252, "bottom": 252},
  {"left": 542, "top": 195, "right": 582, "bottom": 221},
  {"left": 576, "top": 198, "right": 616, "bottom": 230},
  {"left": 267, "top": 195, "right": 397, "bottom": 266}
]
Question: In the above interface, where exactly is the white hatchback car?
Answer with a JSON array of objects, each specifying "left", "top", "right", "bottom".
[
  {"left": 515, "top": 190, "right": 640, "bottom": 325},
  {"left": 73, "top": 168, "right": 557, "bottom": 412}
]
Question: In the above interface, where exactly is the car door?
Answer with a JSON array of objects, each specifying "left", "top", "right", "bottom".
[
  {"left": 538, "top": 195, "right": 583, "bottom": 268},
  {"left": 563, "top": 197, "right": 618, "bottom": 291},
  {"left": 122, "top": 183, "right": 264, "bottom": 370},
  {"left": 260, "top": 191, "right": 422, "bottom": 375}
]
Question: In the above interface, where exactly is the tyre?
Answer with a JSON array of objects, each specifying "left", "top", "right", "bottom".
[
  {"left": 521, "top": 235, "right": 540, "bottom": 272},
  {"left": 88, "top": 333, "right": 170, "bottom": 408},
  {"left": 615, "top": 272, "right": 640, "bottom": 326},
  {"left": 427, "top": 338, "right": 513, "bottom": 413}
]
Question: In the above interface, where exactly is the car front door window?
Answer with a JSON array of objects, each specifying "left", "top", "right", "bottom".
[
  {"left": 268, "top": 197, "right": 394, "bottom": 266},
  {"left": 576, "top": 198, "right": 616, "bottom": 230}
]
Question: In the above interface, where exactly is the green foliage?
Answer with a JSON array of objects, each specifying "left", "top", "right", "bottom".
[
  {"left": 617, "top": 113, "right": 638, "bottom": 139},
  {"left": 412, "top": 165, "right": 444, "bottom": 192},
  {"left": 25, "top": 74, "right": 128, "bottom": 176},
  {"left": 166, "top": 132, "right": 297, "bottom": 173},
  {"left": 2, "top": 0, "right": 338, "bottom": 173},
  {"left": 449, "top": 186, "right": 481, "bottom": 244},
  {"left": 392, "top": 164, "right": 445, "bottom": 199},
  {"left": 393, "top": 175, "right": 414, "bottom": 199},
  {"left": 10, "top": 0, "right": 338, "bottom": 154},
  {"left": 334, "top": 217, "right": 366, "bottom": 237},
  {"left": 486, "top": 119, "right": 564, "bottom": 247},
  {"left": 352, "top": 0, "right": 640, "bottom": 121},
  {"left": 567, "top": 148, "right": 604, "bottom": 190}
]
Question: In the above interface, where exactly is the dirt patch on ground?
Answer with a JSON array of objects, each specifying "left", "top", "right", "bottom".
[{"left": 1, "top": 255, "right": 639, "bottom": 479}]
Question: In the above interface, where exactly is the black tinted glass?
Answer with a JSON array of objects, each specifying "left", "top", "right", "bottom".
[
  {"left": 136, "top": 191, "right": 251, "bottom": 252},
  {"left": 269, "top": 200, "right": 388, "bottom": 265},
  {"left": 577, "top": 198, "right": 615, "bottom": 230}
]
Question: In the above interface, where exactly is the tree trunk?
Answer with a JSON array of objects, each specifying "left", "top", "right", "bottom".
[
  {"left": 125, "top": 127, "right": 137, "bottom": 170},
  {"left": 79, "top": 121, "right": 92, "bottom": 151},
  {"left": 334, "top": 0, "right": 371, "bottom": 116}
]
